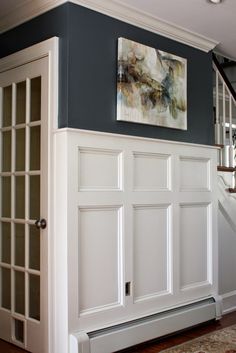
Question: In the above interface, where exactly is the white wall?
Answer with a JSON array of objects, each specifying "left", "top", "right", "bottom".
[
  {"left": 218, "top": 175, "right": 236, "bottom": 313},
  {"left": 219, "top": 207, "right": 236, "bottom": 293}
]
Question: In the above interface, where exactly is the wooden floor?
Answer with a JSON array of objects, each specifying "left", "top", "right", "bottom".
[{"left": 0, "top": 312, "right": 236, "bottom": 353}]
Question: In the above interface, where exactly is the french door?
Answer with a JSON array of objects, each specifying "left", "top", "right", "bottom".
[{"left": 0, "top": 56, "right": 48, "bottom": 353}]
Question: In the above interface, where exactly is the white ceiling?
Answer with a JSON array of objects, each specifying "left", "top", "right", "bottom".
[
  {"left": 116, "top": 0, "right": 236, "bottom": 59},
  {"left": 0, "top": 0, "right": 235, "bottom": 59},
  {"left": 0, "top": 0, "right": 32, "bottom": 16}
]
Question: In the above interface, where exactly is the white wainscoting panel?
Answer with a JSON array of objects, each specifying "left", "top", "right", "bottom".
[
  {"left": 54, "top": 129, "right": 219, "bottom": 339},
  {"left": 78, "top": 147, "right": 122, "bottom": 191},
  {"left": 133, "top": 152, "right": 171, "bottom": 191},
  {"left": 133, "top": 204, "right": 171, "bottom": 302},
  {"left": 78, "top": 206, "right": 123, "bottom": 314},
  {"left": 179, "top": 157, "right": 210, "bottom": 192},
  {"left": 180, "top": 203, "right": 211, "bottom": 290}
]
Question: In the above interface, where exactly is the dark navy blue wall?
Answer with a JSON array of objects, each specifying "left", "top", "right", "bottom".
[
  {"left": 0, "top": 4, "right": 69, "bottom": 126},
  {"left": 0, "top": 3, "right": 214, "bottom": 145},
  {"left": 67, "top": 4, "right": 214, "bottom": 144}
]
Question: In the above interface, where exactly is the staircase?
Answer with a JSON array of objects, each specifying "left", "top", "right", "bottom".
[{"left": 213, "top": 53, "right": 236, "bottom": 192}]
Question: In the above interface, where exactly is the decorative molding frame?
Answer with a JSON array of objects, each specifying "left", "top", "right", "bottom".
[{"left": 0, "top": 0, "right": 219, "bottom": 53}]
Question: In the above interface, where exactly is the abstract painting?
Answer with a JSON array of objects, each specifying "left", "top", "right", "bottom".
[{"left": 117, "top": 38, "right": 187, "bottom": 130}]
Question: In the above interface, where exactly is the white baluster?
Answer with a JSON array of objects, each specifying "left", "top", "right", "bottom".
[
  {"left": 222, "top": 82, "right": 228, "bottom": 166},
  {"left": 229, "top": 95, "right": 234, "bottom": 168},
  {"left": 215, "top": 71, "right": 221, "bottom": 145}
]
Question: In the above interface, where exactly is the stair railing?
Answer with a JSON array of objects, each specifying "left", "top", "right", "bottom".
[{"left": 213, "top": 53, "right": 236, "bottom": 169}]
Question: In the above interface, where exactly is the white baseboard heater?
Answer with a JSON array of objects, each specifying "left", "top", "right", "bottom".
[{"left": 70, "top": 297, "right": 222, "bottom": 353}]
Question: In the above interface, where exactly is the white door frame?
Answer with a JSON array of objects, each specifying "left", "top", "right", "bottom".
[{"left": 0, "top": 37, "right": 59, "bottom": 353}]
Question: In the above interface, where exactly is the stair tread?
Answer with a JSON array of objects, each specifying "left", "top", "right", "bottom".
[
  {"left": 229, "top": 188, "right": 236, "bottom": 193},
  {"left": 215, "top": 144, "right": 224, "bottom": 148},
  {"left": 217, "top": 166, "right": 236, "bottom": 172}
]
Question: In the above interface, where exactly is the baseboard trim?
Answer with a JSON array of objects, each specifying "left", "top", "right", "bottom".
[
  {"left": 222, "top": 291, "right": 236, "bottom": 315},
  {"left": 70, "top": 299, "right": 217, "bottom": 353}
]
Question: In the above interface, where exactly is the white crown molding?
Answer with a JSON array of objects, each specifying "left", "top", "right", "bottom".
[
  {"left": 0, "top": 0, "right": 219, "bottom": 53},
  {"left": 70, "top": 0, "right": 219, "bottom": 52}
]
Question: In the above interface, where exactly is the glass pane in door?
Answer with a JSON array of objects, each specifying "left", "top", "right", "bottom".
[
  {"left": 29, "top": 274, "right": 40, "bottom": 321},
  {"left": 15, "top": 224, "right": 25, "bottom": 267},
  {"left": 1, "top": 177, "right": 11, "bottom": 218},
  {"left": 29, "top": 175, "right": 40, "bottom": 220},
  {"left": 1, "top": 222, "right": 11, "bottom": 264},
  {"left": 29, "top": 225, "right": 40, "bottom": 271},
  {"left": 15, "top": 176, "right": 25, "bottom": 219},
  {"left": 2, "top": 130, "right": 11, "bottom": 172},
  {"left": 2, "top": 85, "right": 12, "bottom": 127},
  {"left": 30, "top": 126, "right": 40, "bottom": 171},
  {"left": 14, "top": 319, "right": 24, "bottom": 343},
  {"left": 30, "top": 77, "right": 41, "bottom": 122},
  {"left": 1, "top": 267, "right": 11, "bottom": 310},
  {"left": 16, "top": 81, "right": 26, "bottom": 125},
  {"left": 15, "top": 128, "right": 25, "bottom": 171},
  {"left": 14, "top": 271, "right": 25, "bottom": 315}
]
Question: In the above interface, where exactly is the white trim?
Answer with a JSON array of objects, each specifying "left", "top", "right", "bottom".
[
  {"left": 53, "top": 127, "right": 219, "bottom": 151},
  {"left": 0, "top": 0, "right": 218, "bottom": 53},
  {"left": 70, "top": 300, "right": 217, "bottom": 353},
  {"left": 221, "top": 291, "right": 236, "bottom": 314},
  {"left": 70, "top": 0, "right": 218, "bottom": 52}
]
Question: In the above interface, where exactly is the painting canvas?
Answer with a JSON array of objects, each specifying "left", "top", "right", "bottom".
[{"left": 117, "top": 38, "right": 187, "bottom": 130}]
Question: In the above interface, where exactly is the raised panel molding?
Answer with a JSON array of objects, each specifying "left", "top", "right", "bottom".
[
  {"left": 55, "top": 129, "right": 218, "bottom": 335},
  {"left": 78, "top": 206, "right": 123, "bottom": 315},
  {"left": 179, "top": 203, "right": 212, "bottom": 291},
  {"left": 133, "top": 152, "right": 171, "bottom": 191},
  {"left": 78, "top": 147, "right": 122, "bottom": 191},
  {"left": 133, "top": 204, "right": 172, "bottom": 303},
  {"left": 180, "top": 156, "right": 211, "bottom": 192}
]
